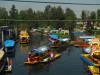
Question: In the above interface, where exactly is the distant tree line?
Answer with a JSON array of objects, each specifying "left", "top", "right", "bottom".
[{"left": 0, "top": 5, "right": 100, "bottom": 31}]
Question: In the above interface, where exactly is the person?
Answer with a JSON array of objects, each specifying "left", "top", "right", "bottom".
[
  {"left": 7, "top": 57, "right": 10, "bottom": 66},
  {"left": 28, "top": 52, "right": 32, "bottom": 62},
  {"left": 49, "top": 50, "right": 54, "bottom": 59}
]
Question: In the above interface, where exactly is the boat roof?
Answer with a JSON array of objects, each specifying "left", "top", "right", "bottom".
[
  {"left": 34, "top": 46, "right": 49, "bottom": 53},
  {"left": 79, "top": 36, "right": 95, "bottom": 39},
  {"left": 0, "top": 49, "right": 4, "bottom": 60},
  {"left": 59, "top": 38, "right": 70, "bottom": 42},
  {"left": 4, "top": 40, "right": 15, "bottom": 47},
  {"left": 49, "top": 34, "right": 58, "bottom": 40}
]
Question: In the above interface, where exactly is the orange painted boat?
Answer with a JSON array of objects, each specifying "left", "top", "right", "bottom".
[{"left": 75, "top": 43, "right": 89, "bottom": 47}]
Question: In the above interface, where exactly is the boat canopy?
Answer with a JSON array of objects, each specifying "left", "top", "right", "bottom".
[
  {"left": 84, "top": 39, "right": 92, "bottom": 42},
  {"left": 0, "top": 49, "right": 4, "bottom": 60},
  {"left": 59, "top": 38, "right": 70, "bottom": 42},
  {"left": 34, "top": 46, "right": 49, "bottom": 53},
  {"left": 49, "top": 34, "right": 58, "bottom": 40},
  {"left": 4, "top": 40, "right": 15, "bottom": 47},
  {"left": 79, "top": 36, "right": 95, "bottom": 39},
  {"left": 72, "top": 31, "right": 83, "bottom": 34}
]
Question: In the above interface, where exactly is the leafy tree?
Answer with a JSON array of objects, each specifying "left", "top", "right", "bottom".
[
  {"left": 90, "top": 11, "right": 96, "bottom": 29},
  {"left": 97, "top": 9, "right": 100, "bottom": 22},
  {"left": 0, "top": 7, "right": 8, "bottom": 26},
  {"left": 65, "top": 8, "right": 76, "bottom": 32},
  {"left": 81, "top": 10, "right": 86, "bottom": 24}
]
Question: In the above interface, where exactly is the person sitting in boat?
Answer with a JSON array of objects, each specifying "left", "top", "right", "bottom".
[
  {"left": 49, "top": 50, "right": 54, "bottom": 59},
  {"left": 28, "top": 52, "right": 32, "bottom": 62}
]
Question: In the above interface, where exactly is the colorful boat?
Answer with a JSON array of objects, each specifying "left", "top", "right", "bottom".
[
  {"left": 39, "top": 54, "right": 61, "bottom": 63},
  {"left": 88, "top": 66, "right": 100, "bottom": 75},
  {"left": 80, "top": 54, "right": 100, "bottom": 67},
  {"left": 0, "top": 48, "right": 6, "bottom": 74},
  {"left": 5, "top": 58, "right": 12, "bottom": 72},
  {"left": 19, "top": 30, "right": 29, "bottom": 44},
  {"left": 4, "top": 40, "right": 15, "bottom": 54},
  {"left": 74, "top": 43, "right": 89, "bottom": 47},
  {"left": 24, "top": 46, "right": 50, "bottom": 64}
]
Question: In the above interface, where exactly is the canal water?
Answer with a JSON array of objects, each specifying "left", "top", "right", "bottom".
[{"left": 5, "top": 33, "right": 90, "bottom": 75}]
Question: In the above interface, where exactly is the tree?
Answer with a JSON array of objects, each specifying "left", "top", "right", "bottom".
[
  {"left": 81, "top": 10, "right": 86, "bottom": 24},
  {"left": 97, "top": 9, "right": 100, "bottom": 22},
  {"left": 65, "top": 8, "right": 76, "bottom": 32},
  {"left": 9, "top": 5, "right": 18, "bottom": 26},
  {"left": 90, "top": 11, "right": 96, "bottom": 29},
  {"left": 0, "top": 7, "right": 8, "bottom": 26}
]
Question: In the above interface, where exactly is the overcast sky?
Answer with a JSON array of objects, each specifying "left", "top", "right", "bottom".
[{"left": 0, "top": 0, "right": 100, "bottom": 18}]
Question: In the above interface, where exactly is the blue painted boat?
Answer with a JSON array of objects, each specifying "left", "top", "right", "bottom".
[
  {"left": 80, "top": 54, "right": 100, "bottom": 67},
  {"left": 4, "top": 40, "right": 15, "bottom": 53}
]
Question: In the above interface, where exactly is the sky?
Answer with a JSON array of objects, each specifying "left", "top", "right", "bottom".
[{"left": 0, "top": 0, "right": 100, "bottom": 18}]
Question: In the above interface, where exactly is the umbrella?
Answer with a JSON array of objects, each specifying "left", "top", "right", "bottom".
[{"left": 49, "top": 34, "right": 58, "bottom": 40}]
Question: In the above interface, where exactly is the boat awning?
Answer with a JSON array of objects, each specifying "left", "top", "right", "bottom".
[
  {"left": 84, "top": 39, "right": 92, "bottom": 42},
  {"left": 4, "top": 40, "right": 15, "bottom": 47},
  {"left": 79, "top": 36, "right": 95, "bottom": 39},
  {"left": 59, "top": 38, "right": 70, "bottom": 42},
  {"left": 49, "top": 34, "right": 58, "bottom": 40},
  {"left": 34, "top": 46, "right": 49, "bottom": 53}
]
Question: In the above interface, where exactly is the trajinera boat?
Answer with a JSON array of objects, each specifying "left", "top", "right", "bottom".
[
  {"left": 88, "top": 66, "right": 100, "bottom": 75},
  {"left": 4, "top": 40, "right": 15, "bottom": 54},
  {"left": 19, "top": 30, "right": 29, "bottom": 44},
  {"left": 5, "top": 57, "right": 12, "bottom": 72},
  {"left": 0, "top": 48, "right": 6, "bottom": 74},
  {"left": 24, "top": 46, "right": 61, "bottom": 64},
  {"left": 81, "top": 38, "right": 100, "bottom": 67},
  {"left": 24, "top": 46, "right": 50, "bottom": 64}
]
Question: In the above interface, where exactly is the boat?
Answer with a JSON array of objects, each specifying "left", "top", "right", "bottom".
[
  {"left": 0, "top": 48, "right": 6, "bottom": 74},
  {"left": 4, "top": 40, "right": 15, "bottom": 54},
  {"left": 19, "top": 30, "right": 29, "bottom": 44},
  {"left": 39, "top": 54, "right": 61, "bottom": 63},
  {"left": 74, "top": 43, "right": 89, "bottom": 47},
  {"left": 83, "top": 48, "right": 91, "bottom": 54},
  {"left": 5, "top": 58, "right": 12, "bottom": 72},
  {"left": 80, "top": 54, "right": 100, "bottom": 67},
  {"left": 88, "top": 66, "right": 100, "bottom": 75},
  {"left": 4, "top": 40, "right": 15, "bottom": 53},
  {"left": 24, "top": 46, "right": 50, "bottom": 64}
]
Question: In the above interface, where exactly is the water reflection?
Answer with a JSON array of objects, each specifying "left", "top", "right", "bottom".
[{"left": 20, "top": 44, "right": 29, "bottom": 54}]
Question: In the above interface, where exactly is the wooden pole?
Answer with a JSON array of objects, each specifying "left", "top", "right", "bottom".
[{"left": 2, "top": 31, "right": 4, "bottom": 46}]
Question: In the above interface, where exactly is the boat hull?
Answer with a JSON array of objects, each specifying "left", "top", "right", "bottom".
[{"left": 39, "top": 54, "right": 61, "bottom": 63}]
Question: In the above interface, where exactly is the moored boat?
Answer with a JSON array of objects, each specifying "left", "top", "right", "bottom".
[
  {"left": 88, "top": 66, "right": 100, "bottom": 75},
  {"left": 5, "top": 58, "right": 12, "bottom": 72},
  {"left": 4, "top": 40, "right": 15, "bottom": 53},
  {"left": 0, "top": 48, "right": 6, "bottom": 74},
  {"left": 19, "top": 30, "right": 29, "bottom": 44}
]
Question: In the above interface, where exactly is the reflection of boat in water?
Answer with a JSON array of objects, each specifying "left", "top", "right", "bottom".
[
  {"left": 88, "top": 66, "right": 100, "bottom": 75},
  {"left": 39, "top": 54, "right": 61, "bottom": 63},
  {"left": 19, "top": 30, "right": 29, "bottom": 44},
  {"left": 0, "top": 49, "right": 6, "bottom": 74}
]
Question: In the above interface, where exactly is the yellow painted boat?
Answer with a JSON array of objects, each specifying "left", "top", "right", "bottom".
[
  {"left": 81, "top": 54, "right": 100, "bottom": 67},
  {"left": 39, "top": 54, "right": 61, "bottom": 63},
  {"left": 88, "top": 66, "right": 100, "bottom": 75},
  {"left": 19, "top": 30, "right": 29, "bottom": 44},
  {"left": 24, "top": 60, "right": 38, "bottom": 64}
]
